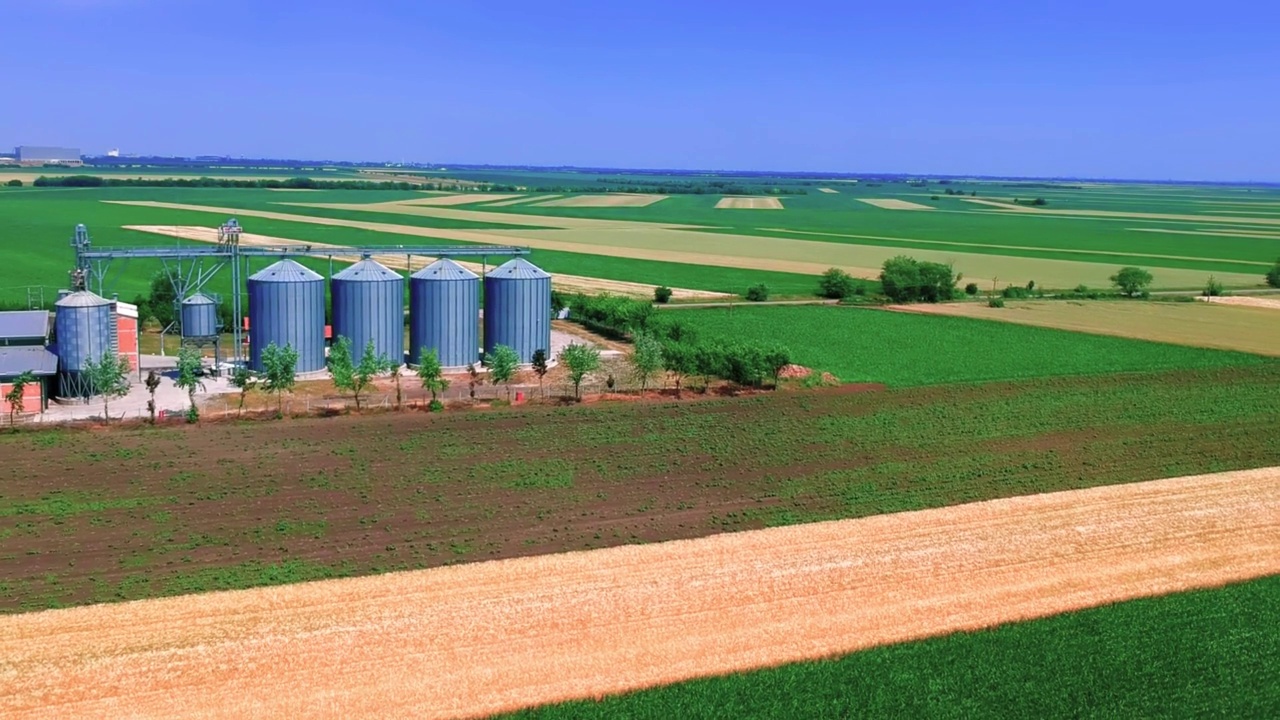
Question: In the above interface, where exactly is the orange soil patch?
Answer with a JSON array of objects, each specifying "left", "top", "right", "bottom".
[
  {"left": 1199, "top": 295, "right": 1280, "bottom": 311},
  {"left": 715, "top": 196, "right": 784, "bottom": 209},
  {"left": 2, "top": 467, "right": 1276, "bottom": 719},
  {"left": 533, "top": 194, "right": 667, "bottom": 208},
  {"left": 858, "top": 198, "right": 934, "bottom": 211}
]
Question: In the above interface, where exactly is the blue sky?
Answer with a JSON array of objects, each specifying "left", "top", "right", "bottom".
[{"left": 1, "top": 0, "right": 1276, "bottom": 180}]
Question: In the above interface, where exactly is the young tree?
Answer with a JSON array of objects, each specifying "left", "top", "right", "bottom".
[
  {"left": 763, "top": 345, "right": 792, "bottom": 388},
  {"left": 653, "top": 286, "right": 673, "bottom": 304},
  {"left": 329, "top": 337, "right": 389, "bottom": 412},
  {"left": 661, "top": 341, "right": 696, "bottom": 398},
  {"left": 259, "top": 342, "right": 299, "bottom": 417},
  {"left": 416, "top": 347, "right": 450, "bottom": 408},
  {"left": 229, "top": 365, "right": 256, "bottom": 417},
  {"left": 174, "top": 346, "right": 205, "bottom": 422},
  {"left": 83, "top": 351, "right": 131, "bottom": 423},
  {"left": 5, "top": 371, "right": 35, "bottom": 426},
  {"left": 1266, "top": 258, "right": 1280, "bottom": 289},
  {"left": 467, "top": 363, "right": 483, "bottom": 399},
  {"left": 1110, "top": 266, "right": 1154, "bottom": 297},
  {"left": 144, "top": 370, "right": 162, "bottom": 424},
  {"left": 694, "top": 343, "right": 725, "bottom": 392},
  {"left": 558, "top": 342, "right": 601, "bottom": 400},
  {"left": 629, "top": 331, "right": 664, "bottom": 393},
  {"left": 484, "top": 344, "right": 520, "bottom": 401},
  {"left": 745, "top": 283, "right": 770, "bottom": 302},
  {"left": 818, "top": 268, "right": 857, "bottom": 299},
  {"left": 390, "top": 363, "right": 404, "bottom": 411},
  {"left": 531, "top": 349, "right": 549, "bottom": 398}
]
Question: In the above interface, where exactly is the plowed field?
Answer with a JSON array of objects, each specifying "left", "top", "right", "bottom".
[{"left": 2, "top": 467, "right": 1276, "bottom": 719}]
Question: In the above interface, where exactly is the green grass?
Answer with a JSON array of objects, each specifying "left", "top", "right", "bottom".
[
  {"left": 504, "top": 574, "right": 1280, "bottom": 719},
  {"left": 673, "top": 305, "right": 1268, "bottom": 386}
]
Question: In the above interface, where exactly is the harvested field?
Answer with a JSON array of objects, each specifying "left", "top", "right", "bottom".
[
  {"left": 962, "top": 197, "right": 1280, "bottom": 226},
  {"left": 858, "top": 198, "right": 934, "bottom": 211},
  {"left": 533, "top": 194, "right": 667, "bottom": 208},
  {"left": 483, "top": 195, "right": 561, "bottom": 207},
  {"left": 715, "top": 197, "right": 784, "bottom": 209},
  {"left": 1128, "top": 227, "right": 1280, "bottom": 241},
  {"left": 2, "top": 468, "right": 1276, "bottom": 719},
  {"left": 817, "top": 188, "right": 839, "bottom": 194},
  {"left": 395, "top": 194, "right": 524, "bottom": 206},
  {"left": 122, "top": 225, "right": 730, "bottom": 301},
  {"left": 891, "top": 300, "right": 1280, "bottom": 357}
]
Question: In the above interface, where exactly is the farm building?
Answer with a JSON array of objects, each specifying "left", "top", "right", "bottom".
[
  {"left": 0, "top": 310, "right": 57, "bottom": 413},
  {"left": 15, "top": 145, "right": 82, "bottom": 165}
]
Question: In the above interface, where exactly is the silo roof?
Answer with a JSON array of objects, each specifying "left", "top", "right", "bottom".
[
  {"left": 182, "top": 293, "right": 216, "bottom": 305},
  {"left": 412, "top": 258, "right": 478, "bottom": 281},
  {"left": 55, "top": 290, "right": 111, "bottom": 308},
  {"left": 249, "top": 258, "right": 323, "bottom": 282},
  {"left": 332, "top": 258, "right": 401, "bottom": 281},
  {"left": 488, "top": 258, "right": 550, "bottom": 279}
]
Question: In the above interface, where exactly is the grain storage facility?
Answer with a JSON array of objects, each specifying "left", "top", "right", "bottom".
[
  {"left": 331, "top": 258, "right": 405, "bottom": 366},
  {"left": 53, "top": 290, "right": 113, "bottom": 398},
  {"left": 483, "top": 258, "right": 551, "bottom": 365},
  {"left": 247, "top": 259, "right": 325, "bottom": 373},
  {"left": 409, "top": 259, "right": 479, "bottom": 369},
  {"left": 181, "top": 294, "right": 219, "bottom": 339}
]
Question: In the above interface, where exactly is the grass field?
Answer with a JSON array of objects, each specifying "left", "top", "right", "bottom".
[
  {"left": 894, "top": 299, "right": 1280, "bottom": 357},
  {"left": 506, "top": 574, "right": 1280, "bottom": 719},
  {"left": 672, "top": 305, "right": 1270, "bottom": 385},
  {"left": 2, "top": 364, "right": 1277, "bottom": 612}
]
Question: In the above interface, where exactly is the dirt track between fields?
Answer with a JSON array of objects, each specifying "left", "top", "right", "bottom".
[{"left": 2, "top": 467, "right": 1276, "bottom": 719}]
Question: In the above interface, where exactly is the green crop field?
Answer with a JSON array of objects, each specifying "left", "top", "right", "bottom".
[
  {"left": 505, "top": 574, "right": 1280, "bottom": 719},
  {"left": 671, "top": 305, "right": 1270, "bottom": 386}
]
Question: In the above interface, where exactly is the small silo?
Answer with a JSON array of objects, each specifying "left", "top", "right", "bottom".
[
  {"left": 331, "top": 258, "right": 404, "bottom": 366},
  {"left": 181, "top": 294, "right": 219, "bottom": 338},
  {"left": 410, "top": 259, "right": 479, "bottom": 368},
  {"left": 483, "top": 258, "right": 551, "bottom": 365},
  {"left": 247, "top": 259, "right": 325, "bottom": 373},
  {"left": 54, "top": 290, "right": 113, "bottom": 397}
]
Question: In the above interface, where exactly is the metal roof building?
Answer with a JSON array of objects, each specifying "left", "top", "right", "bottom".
[
  {"left": 15, "top": 146, "right": 81, "bottom": 163},
  {"left": 0, "top": 311, "right": 50, "bottom": 346},
  {"left": 0, "top": 347, "right": 59, "bottom": 378}
]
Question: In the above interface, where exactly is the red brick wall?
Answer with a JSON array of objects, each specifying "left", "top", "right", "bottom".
[
  {"left": 1, "top": 381, "right": 42, "bottom": 413},
  {"left": 117, "top": 315, "right": 139, "bottom": 370}
]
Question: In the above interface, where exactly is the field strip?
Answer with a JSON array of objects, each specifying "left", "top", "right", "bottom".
[
  {"left": 391, "top": 194, "right": 525, "bottom": 206},
  {"left": 103, "top": 202, "right": 1262, "bottom": 288},
  {"left": 1, "top": 468, "right": 1276, "bottom": 719},
  {"left": 482, "top": 194, "right": 561, "bottom": 207},
  {"left": 1128, "top": 227, "right": 1280, "bottom": 241},
  {"left": 533, "top": 194, "right": 667, "bottom": 208},
  {"left": 279, "top": 200, "right": 708, "bottom": 230},
  {"left": 817, "top": 188, "right": 839, "bottom": 194},
  {"left": 1213, "top": 209, "right": 1280, "bottom": 216},
  {"left": 715, "top": 197, "right": 785, "bottom": 209},
  {"left": 960, "top": 198, "right": 1280, "bottom": 227},
  {"left": 858, "top": 198, "right": 934, "bottom": 211},
  {"left": 1193, "top": 200, "right": 1280, "bottom": 207},
  {"left": 765, "top": 227, "right": 1273, "bottom": 267},
  {"left": 121, "top": 225, "right": 731, "bottom": 300},
  {"left": 1198, "top": 295, "right": 1280, "bottom": 311},
  {"left": 888, "top": 300, "right": 1280, "bottom": 356}
]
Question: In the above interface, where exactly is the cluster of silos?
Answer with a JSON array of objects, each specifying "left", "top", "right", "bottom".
[
  {"left": 54, "top": 290, "right": 113, "bottom": 397},
  {"left": 484, "top": 258, "right": 551, "bottom": 364},
  {"left": 331, "top": 258, "right": 405, "bottom": 365},
  {"left": 247, "top": 259, "right": 326, "bottom": 373}
]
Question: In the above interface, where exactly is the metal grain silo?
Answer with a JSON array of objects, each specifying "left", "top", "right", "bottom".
[
  {"left": 181, "top": 294, "right": 219, "bottom": 338},
  {"left": 247, "top": 259, "right": 325, "bottom": 373},
  {"left": 484, "top": 258, "right": 550, "bottom": 364},
  {"left": 331, "top": 258, "right": 404, "bottom": 366},
  {"left": 410, "top": 259, "right": 479, "bottom": 369},
  {"left": 54, "top": 290, "right": 112, "bottom": 397}
]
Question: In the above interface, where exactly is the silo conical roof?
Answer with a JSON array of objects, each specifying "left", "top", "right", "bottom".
[
  {"left": 249, "top": 258, "right": 323, "bottom": 282},
  {"left": 182, "top": 293, "right": 216, "bottom": 306},
  {"left": 55, "top": 290, "right": 111, "bottom": 308},
  {"left": 487, "top": 257, "right": 549, "bottom": 279},
  {"left": 332, "top": 258, "right": 401, "bottom": 281},
  {"left": 412, "top": 258, "right": 478, "bottom": 280}
]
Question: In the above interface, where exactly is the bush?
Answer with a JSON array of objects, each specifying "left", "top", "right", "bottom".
[
  {"left": 1001, "top": 286, "right": 1030, "bottom": 299},
  {"left": 653, "top": 286, "right": 673, "bottom": 304},
  {"left": 819, "top": 268, "right": 858, "bottom": 299},
  {"left": 1203, "top": 276, "right": 1225, "bottom": 297},
  {"left": 988, "top": 297, "right": 1005, "bottom": 308},
  {"left": 745, "top": 284, "right": 770, "bottom": 302},
  {"left": 1110, "top": 267, "right": 1154, "bottom": 297},
  {"left": 964, "top": 283, "right": 979, "bottom": 296},
  {"left": 1266, "top": 258, "right": 1280, "bottom": 289},
  {"left": 879, "top": 256, "right": 958, "bottom": 303},
  {"left": 4, "top": 179, "right": 22, "bottom": 187},
  {"left": 428, "top": 399, "right": 444, "bottom": 413}
]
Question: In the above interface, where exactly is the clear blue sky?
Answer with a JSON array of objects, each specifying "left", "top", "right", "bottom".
[{"left": 2, "top": 0, "right": 1276, "bottom": 181}]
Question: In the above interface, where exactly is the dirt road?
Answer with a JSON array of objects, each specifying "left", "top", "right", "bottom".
[{"left": 2, "top": 467, "right": 1277, "bottom": 719}]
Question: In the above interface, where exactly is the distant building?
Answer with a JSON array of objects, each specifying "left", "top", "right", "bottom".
[
  {"left": 15, "top": 146, "right": 82, "bottom": 166},
  {"left": 106, "top": 148, "right": 120, "bottom": 157}
]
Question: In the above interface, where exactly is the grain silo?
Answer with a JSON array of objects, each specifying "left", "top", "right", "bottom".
[
  {"left": 247, "top": 259, "right": 325, "bottom": 373},
  {"left": 409, "top": 259, "right": 479, "bottom": 368},
  {"left": 331, "top": 258, "right": 405, "bottom": 366},
  {"left": 180, "top": 294, "right": 219, "bottom": 338},
  {"left": 483, "top": 258, "right": 551, "bottom": 365},
  {"left": 54, "top": 290, "right": 112, "bottom": 398}
]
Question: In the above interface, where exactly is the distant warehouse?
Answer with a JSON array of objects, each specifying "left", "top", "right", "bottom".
[{"left": 15, "top": 146, "right": 82, "bottom": 165}]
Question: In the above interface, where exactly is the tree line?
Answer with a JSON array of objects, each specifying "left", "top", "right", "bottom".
[{"left": 30, "top": 175, "right": 493, "bottom": 192}]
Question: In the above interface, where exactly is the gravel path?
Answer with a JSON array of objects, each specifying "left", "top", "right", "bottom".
[{"left": 2, "top": 467, "right": 1277, "bottom": 719}]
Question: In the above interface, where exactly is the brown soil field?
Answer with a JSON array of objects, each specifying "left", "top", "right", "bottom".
[
  {"left": 715, "top": 197, "right": 784, "bottom": 209},
  {"left": 482, "top": 194, "right": 560, "bottom": 207},
  {"left": 2, "top": 467, "right": 1276, "bottom": 719},
  {"left": 891, "top": 300, "right": 1280, "bottom": 357},
  {"left": 123, "top": 225, "right": 730, "bottom": 301},
  {"left": 533, "top": 194, "right": 667, "bottom": 208},
  {"left": 858, "top": 198, "right": 934, "bottom": 211},
  {"left": 395, "top": 193, "right": 525, "bottom": 206}
]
